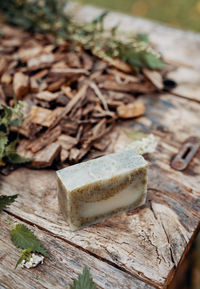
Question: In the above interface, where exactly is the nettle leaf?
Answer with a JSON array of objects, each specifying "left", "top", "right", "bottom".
[
  {"left": 142, "top": 52, "right": 164, "bottom": 70},
  {"left": 70, "top": 266, "right": 97, "bottom": 289},
  {"left": 0, "top": 194, "right": 18, "bottom": 211},
  {"left": 0, "top": 132, "right": 8, "bottom": 160},
  {"left": 3, "top": 140, "right": 33, "bottom": 165},
  {"left": 10, "top": 224, "right": 49, "bottom": 257},
  {"left": 6, "top": 154, "right": 33, "bottom": 164},
  {"left": 137, "top": 33, "right": 149, "bottom": 42}
]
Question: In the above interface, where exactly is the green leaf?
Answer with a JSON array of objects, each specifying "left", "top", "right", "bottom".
[
  {"left": 10, "top": 224, "right": 49, "bottom": 257},
  {"left": 0, "top": 132, "right": 8, "bottom": 160},
  {"left": 3, "top": 140, "right": 33, "bottom": 164},
  {"left": 0, "top": 194, "right": 18, "bottom": 211},
  {"left": 70, "top": 266, "right": 97, "bottom": 289},
  {"left": 137, "top": 33, "right": 149, "bottom": 42},
  {"left": 5, "top": 153, "right": 33, "bottom": 164},
  {"left": 142, "top": 53, "right": 164, "bottom": 70}
]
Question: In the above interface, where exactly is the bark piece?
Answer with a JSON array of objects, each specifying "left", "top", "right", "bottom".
[
  {"left": 49, "top": 68, "right": 88, "bottom": 77},
  {"left": 36, "top": 91, "right": 59, "bottom": 102},
  {"left": 1, "top": 71, "right": 12, "bottom": 85},
  {"left": 60, "top": 149, "right": 69, "bottom": 162},
  {"left": 47, "top": 78, "right": 66, "bottom": 92},
  {"left": 57, "top": 134, "right": 78, "bottom": 150},
  {"left": 61, "top": 85, "right": 74, "bottom": 99},
  {"left": 31, "top": 142, "right": 61, "bottom": 168},
  {"left": 0, "top": 58, "right": 7, "bottom": 75},
  {"left": 13, "top": 72, "right": 29, "bottom": 99},
  {"left": 28, "top": 125, "right": 62, "bottom": 153},
  {"left": 66, "top": 51, "right": 81, "bottom": 68},
  {"left": 69, "top": 147, "right": 80, "bottom": 163},
  {"left": 143, "top": 69, "right": 164, "bottom": 90},
  {"left": 17, "top": 140, "right": 61, "bottom": 168},
  {"left": 81, "top": 52, "right": 93, "bottom": 70},
  {"left": 27, "top": 53, "right": 54, "bottom": 68},
  {"left": 29, "top": 106, "right": 57, "bottom": 127},
  {"left": 117, "top": 100, "right": 145, "bottom": 119},
  {"left": 17, "top": 46, "right": 42, "bottom": 62},
  {"left": 30, "top": 78, "right": 39, "bottom": 93},
  {"left": 99, "top": 79, "right": 155, "bottom": 93},
  {"left": 109, "top": 58, "right": 132, "bottom": 73}
]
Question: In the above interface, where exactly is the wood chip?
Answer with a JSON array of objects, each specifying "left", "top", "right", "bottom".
[
  {"left": 28, "top": 125, "right": 62, "bottom": 153},
  {"left": 99, "top": 79, "right": 155, "bottom": 93},
  {"left": 81, "top": 52, "right": 93, "bottom": 70},
  {"left": 0, "top": 23, "right": 165, "bottom": 169},
  {"left": 13, "top": 72, "right": 29, "bottom": 99},
  {"left": 47, "top": 78, "right": 66, "bottom": 92},
  {"left": 18, "top": 141, "right": 61, "bottom": 168},
  {"left": 0, "top": 58, "right": 7, "bottom": 75},
  {"left": 109, "top": 58, "right": 132, "bottom": 73},
  {"left": 61, "top": 85, "right": 74, "bottom": 99},
  {"left": 60, "top": 148, "right": 69, "bottom": 162},
  {"left": 57, "top": 134, "right": 78, "bottom": 150},
  {"left": 89, "top": 81, "right": 109, "bottom": 111},
  {"left": 69, "top": 147, "right": 80, "bottom": 163},
  {"left": 1, "top": 71, "right": 12, "bottom": 85},
  {"left": 36, "top": 91, "right": 59, "bottom": 102},
  {"left": 117, "top": 100, "right": 145, "bottom": 119},
  {"left": 29, "top": 106, "right": 56, "bottom": 127},
  {"left": 66, "top": 51, "right": 81, "bottom": 68},
  {"left": 31, "top": 142, "right": 61, "bottom": 168},
  {"left": 49, "top": 68, "right": 88, "bottom": 77},
  {"left": 30, "top": 78, "right": 39, "bottom": 93},
  {"left": 28, "top": 53, "right": 54, "bottom": 68},
  {"left": 16, "top": 46, "right": 42, "bottom": 62},
  {"left": 143, "top": 68, "right": 164, "bottom": 90}
]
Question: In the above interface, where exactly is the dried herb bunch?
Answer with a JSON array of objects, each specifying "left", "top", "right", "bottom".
[{"left": 0, "top": 0, "right": 164, "bottom": 72}]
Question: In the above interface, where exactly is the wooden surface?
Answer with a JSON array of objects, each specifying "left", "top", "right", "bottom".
[{"left": 1, "top": 5, "right": 200, "bottom": 289}]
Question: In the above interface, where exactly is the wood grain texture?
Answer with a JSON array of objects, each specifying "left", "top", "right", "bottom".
[
  {"left": 167, "top": 67, "right": 200, "bottom": 102},
  {"left": 0, "top": 213, "right": 154, "bottom": 289},
  {"left": 0, "top": 92, "right": 200, "bottom": 288}
]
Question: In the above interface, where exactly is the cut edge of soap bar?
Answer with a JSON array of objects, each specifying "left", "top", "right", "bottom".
[{"left": 56, "top": 150, "right": 148, "bottom": 231}]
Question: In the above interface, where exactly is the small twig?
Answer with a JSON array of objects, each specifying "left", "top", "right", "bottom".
[{"left": 89, "top": 81, "right": 109, "bottom": 111}]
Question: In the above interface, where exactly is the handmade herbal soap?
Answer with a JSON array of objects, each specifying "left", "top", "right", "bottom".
[{"left": 56, "top": 150, "right": 147, "bottom": 230}]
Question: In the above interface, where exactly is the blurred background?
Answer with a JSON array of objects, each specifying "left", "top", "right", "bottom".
[{"left": 72, "top": 0, "right": 200, "bottom": 33}]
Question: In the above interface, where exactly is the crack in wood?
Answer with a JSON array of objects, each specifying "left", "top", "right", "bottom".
[
  {"left": 4, "top": 209, "right": 158, "bottom": 289},
  {"left": 149, "top": 202, "right": 176, "bottom": 268}
]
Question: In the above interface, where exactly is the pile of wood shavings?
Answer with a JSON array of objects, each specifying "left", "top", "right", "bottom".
[{"left": 0, "top": 24, "right": 167, "bottom": 169}]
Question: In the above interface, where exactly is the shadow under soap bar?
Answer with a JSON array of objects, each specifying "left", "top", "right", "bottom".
[{"left": 56, "top": 150, "right": 148, "bottom": 230}]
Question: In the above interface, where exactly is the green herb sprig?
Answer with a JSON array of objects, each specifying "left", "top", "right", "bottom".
[
  {"left": 0, "top": 194, "right": 18, "bottom": 212},
  {"left": 70, "top": 266, "right": 97, "bottom": 289},
  {"left": 0, "top": 102, "right": 32, "bottom": 166},
  {"left": 10, "top": 223, "right": 49, "bottom": 268},
  {"left": 0, "top": 0, "right": 164, "bottom": 72}
]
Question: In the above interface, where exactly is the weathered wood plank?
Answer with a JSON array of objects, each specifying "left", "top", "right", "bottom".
[
  {"left": 0, "top": 92, "right": 199, "bottom": 288},
  {"left": 0, "top": 213, "right": 154, "bottom": 289},
  {"left": 1, "top": 164, "right": 199, "bottom": 288},
  {"left": 167, "top": 67, "right": 200, "bottom": 102}
]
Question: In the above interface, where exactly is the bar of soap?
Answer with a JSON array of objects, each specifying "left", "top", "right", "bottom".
[{"left": 56, "top": 150, "right": 147, "bottom": 230}]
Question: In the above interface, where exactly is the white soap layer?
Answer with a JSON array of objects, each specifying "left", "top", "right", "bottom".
[{"left": 81, "top": 182, "right": 143, "bottom": 218}]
